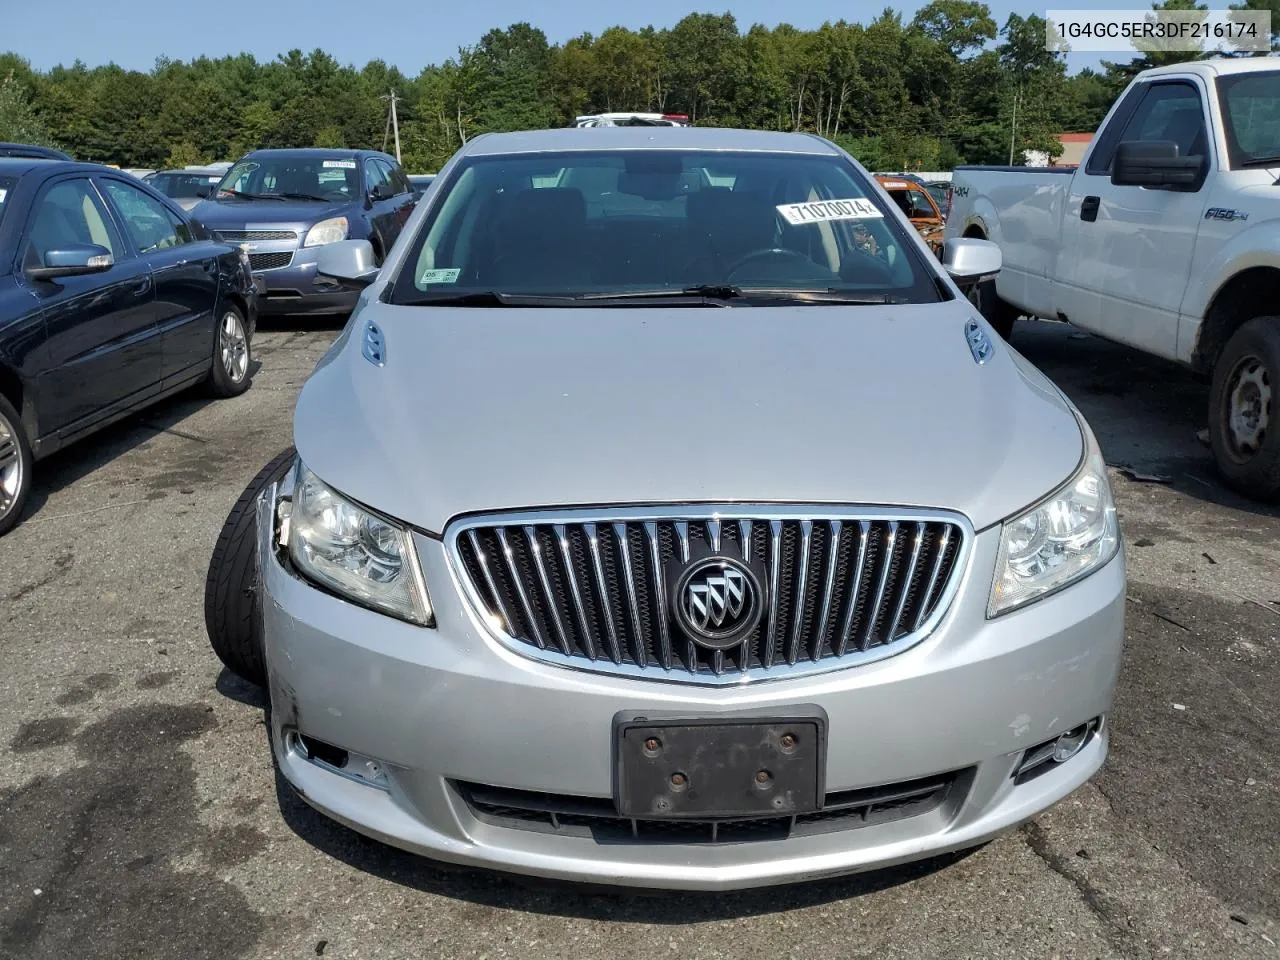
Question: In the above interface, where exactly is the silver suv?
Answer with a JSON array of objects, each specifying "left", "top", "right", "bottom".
[{"left": 205, "top": 127, "right": 1125, "bottom": 891}]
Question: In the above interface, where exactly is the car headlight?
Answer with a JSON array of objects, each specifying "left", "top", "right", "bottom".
[
  {"left": 303, "top": 216, "right": 349, "bottom": 248},
  {"left": 988, "top": 418, "right": 1120, "bottom": 617},
  {"left": 287, "top": 463, "right": 433, "bottom": 625}
]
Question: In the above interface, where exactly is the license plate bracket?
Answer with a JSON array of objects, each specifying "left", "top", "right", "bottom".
[{"left": 614, "top": 716, "right": 825, "bottom": 820}]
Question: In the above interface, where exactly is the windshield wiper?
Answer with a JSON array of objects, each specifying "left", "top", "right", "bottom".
[
  {"left": 1239, "top": 154, "right": 1280, "bottom": 168},
  {"left": 219, "top": 189, "right": 281, "bottom": 201},
  {"left": 578, "top": 285, "right": 901, "bottom": 305},
  {"left": 275, "top": 192, "right": 332, "bottom": 202},
  {"left": 396, "top": 290, "right": 579, "bottom": 307}
]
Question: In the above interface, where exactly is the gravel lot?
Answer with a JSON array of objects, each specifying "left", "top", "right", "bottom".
[{"left": 1, "top": 317, "right": 1277, "bottom": 960}]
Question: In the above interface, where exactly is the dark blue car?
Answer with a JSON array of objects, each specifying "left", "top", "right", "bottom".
[
  {"left": 0, "top": 158, "right": 258, "bottom": 534},
  {"left": 190, "top": 148, "right": 417, "bottom": 317}
]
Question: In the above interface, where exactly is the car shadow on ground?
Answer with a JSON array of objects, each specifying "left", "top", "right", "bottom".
[
  {"left": 1010, "top": 319, "right": 1280, "bottom": 521},
  {"left": 15, "top": 363, "right": 265, "bottom": 527}
]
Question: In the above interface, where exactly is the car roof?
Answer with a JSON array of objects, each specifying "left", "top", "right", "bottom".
[
  {"left": 241, "top": 147, "right": 385, "bottom": 159},
  {"left": 0, "top": 142, "right": 72, "bottom": 161},
  {"left": 460, "top": 127, "right": 842, "bottom": 157},
  {"left": 0, "top": 158, "right": 112, "bottom": 178}
]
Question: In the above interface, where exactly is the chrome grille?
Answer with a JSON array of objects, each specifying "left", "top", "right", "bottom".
[
  {"left": 247, "top": 251, "right": 293, "bottom": 271},
  {"left": 216, "top": 229, "right": 298, "bottom": 242},
  {"left": 449, "top": 507, "right": 969, "bottom": 684}
]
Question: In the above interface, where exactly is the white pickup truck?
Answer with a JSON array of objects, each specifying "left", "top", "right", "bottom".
[{"left": 945, "top": 58, "right": 1280, "bottom": 500}]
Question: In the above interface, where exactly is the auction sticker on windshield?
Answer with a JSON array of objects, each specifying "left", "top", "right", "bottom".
[
  {"left": 323, "top": 160, "right": 357, "bottom": 169},
  {"left": 419, "top": 267, "right": 460, "bottom": 284},
  {"left": 777, "top": 199, "right": 883, "bottom": 225},
  {"left": 0, "top": 189, "right": 6, "bottom": 204}
]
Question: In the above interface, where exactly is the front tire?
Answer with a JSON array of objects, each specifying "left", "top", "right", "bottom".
[
  {"left": 204, "top": 447, "right": 297, "bottom": 685},
  {"left": 967, "top": 278, "right": 1019, "bottom": 341},
  {"left": 1208, "top": 317, "right": 1280, "bottom": 501},
  {"left": 0, "top": 394, "right": 33, "bottom": 537},
  {"left": 206, "top": 305, "right": 252, "bottom": 398}
]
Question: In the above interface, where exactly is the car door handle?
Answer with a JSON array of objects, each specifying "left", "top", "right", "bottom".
[
  {"left": 132, "top": 276, "right": 153, "bottom": 297},
  {"left": 1080, "top": 196, "right": 1100, "bottom": 222}
]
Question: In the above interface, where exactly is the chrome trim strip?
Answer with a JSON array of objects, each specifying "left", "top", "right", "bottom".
[
  {"left": 887, "top": 522, "right": 926, "bottom": 641},
  {"left": 645, "top": 521, "right": 674, "bottom": 670},
  {"left": 614, "top": 522, "right": 647, "bottom": 668},
  {"left": 764, "top": 520, "right": 782, "bottom": 667},
  {"left": 555, "top": 524, "right": 597, "bottom": 660},
  {"left": 813, "top": 520, "right": 842, "bottom": 660},
  {"left": 787, "top": 520, "right": 813, "bottom": 665},
  {"left": 835, "top": 520, "right": 870, "bottom": 657},
  {"left": 861, "top": 521, "right": 898, "bottom": 652},
  {"left": 707, "top": 519, "right": 721, "bottom": 553},
  {"left": 445, "top": 505, "right": 974, "bottom": 688},
  {"left": 496, "top": 528, "right": 546, "bottom": 650},
  {"left": 738, "top": 520, "right": 752, "bottom": 560},
  {"left": 584, "top": 523, "right": 622, "bottom": 663},
  {"left": 525, "top": 526, "right": 572, "bottom": 656},
  {"left": 466, "top": 529, "right": 517, "bottom": 637},
  {"left": 915, "top": 527, "right": 952, "bottom": 632}
]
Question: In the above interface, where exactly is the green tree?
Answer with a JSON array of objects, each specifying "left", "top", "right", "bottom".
[{"left": 0, "top": 70, "right": 55, "bottom": 147}]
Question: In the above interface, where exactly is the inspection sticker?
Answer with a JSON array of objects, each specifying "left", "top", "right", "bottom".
[
  {"left": 322, "top": 159, "right": 357, "bottom": 169},
  {"left": 419, "top": 267, "right": 460, "bottom": 284},
  {"left": 777, "top": 198, "right": 883, "bottom": 225}
]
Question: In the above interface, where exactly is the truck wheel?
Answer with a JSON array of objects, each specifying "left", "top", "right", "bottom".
[
  {"left": 967, "top": 279, "right": 1019, "bottom": 341},
  {"left": 0, "top": 394, "right": 33, "bottom": 537},
  {"left": 1208, "top": 317, "right": 1280, "bottom": 501},
  {"left": 205, "top": 447, "right": 297, "bottom": 685}
]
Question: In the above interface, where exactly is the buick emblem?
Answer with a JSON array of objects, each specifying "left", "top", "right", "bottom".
[{"left": 672, "top": 557, "right": 764, "bottom": 650}]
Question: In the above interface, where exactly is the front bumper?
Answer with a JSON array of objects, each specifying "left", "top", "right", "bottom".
[
  {"left": 257, "top": 485, "right": 1125, "bottom": 891},
  {"left": 252, "top": 245, "right": 359, "bottom": 316}
]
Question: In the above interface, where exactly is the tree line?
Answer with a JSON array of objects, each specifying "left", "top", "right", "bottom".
[{"left": 0, "top": 0, "right": 1276, "bottom": 174}]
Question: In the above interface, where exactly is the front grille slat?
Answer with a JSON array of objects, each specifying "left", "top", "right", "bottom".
[
  {"left": 496, "top": 528, "right": 547, "bottom": 650},
  {"left": 644, "top": 521, "right": 674, "bottom": 670},
  {"left": 861, "top": 521, "right": 898, "bottom": 652},
  {"left": 247, "top": 250, "right": 293, "bottom": 271},
  {"left": 835, "top": 521, "right": 871, "bottom": 656},
  {"left": 452, "top": 509, "right": 966, "bottom": 684},
  {"left": 614, "top": 522, "right": 647, "bottom": 668},
  {"left": 887, "top": 522, "right": 926, "bottom": 641}
]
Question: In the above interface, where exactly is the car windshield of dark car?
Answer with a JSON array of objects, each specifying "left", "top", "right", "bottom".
[
  {"left": 1217, "top": 71, "right": 1280, "bottom": 167},
  {"left": 150, "top": 173, "right": 221, "bottom": 199},
  {"left": 216, "top": 157, "right": 359, "bottom": 201},
  {"left": 393, "top": 149, "right": 941, "bottom": 305}
]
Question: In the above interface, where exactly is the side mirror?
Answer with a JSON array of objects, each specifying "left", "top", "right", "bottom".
[
  {"left": 942, "top": 237, "right": 1001, "bottom": 288},
  {"left": 1111, "top": 140, "right": 1204, "bottom": 189},
  {"left": 316, "top": 239, "right": 378, "bottom": 286},
  {"left": 27, "top": 244, "right": 114, "bottom": 281}
]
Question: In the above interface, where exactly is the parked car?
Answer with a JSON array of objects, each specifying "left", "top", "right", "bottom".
[
  {"left": 0, "top": 143, "right": 72, "bottom": 161},
  {"left": 923, "top": 179, "right": 951, "bottom": 218},
  {"left": 575, "top": 112, "right": 691, "bottom": 127},
  {"left": 875, "top": 174, "right": 946, "bottom": 256},
  {"left": 143, "top": 166, "right": 227, "bottom": 210},
  {"left": 408, "top": 173, "right": 434, "bottom": 199},
  {"left": 204, "top": 127, "right": 1124, "bottom": 891},
  {"left": 0, "top": 158, "right": 258, "bottom": 534},
  {"left": 946, "top": 57, "right": 1280, "bottom": 500},
  {"left": 189, "top": 148, "right": 417, "bottom": 317}
]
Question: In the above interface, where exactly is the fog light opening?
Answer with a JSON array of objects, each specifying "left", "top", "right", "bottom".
[
  {"left": 286, "top": 730, "right": 390, "bottom": 790},
  {"left": 296, "top": 733, "right": 350, "bottom": 770},
  {"left": 1015, "top": 717, "right": 1101, "bottom": 782}
]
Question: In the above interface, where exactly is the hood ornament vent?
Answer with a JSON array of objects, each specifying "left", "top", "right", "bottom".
[
  {"left": 362, "top": 321, "right": 385, "bottom": 367},
  {"left": 964, "top": 318, "right": 994, "bottom": 365}
]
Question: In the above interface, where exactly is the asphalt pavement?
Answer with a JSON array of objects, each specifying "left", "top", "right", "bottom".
[{"left": 1, "top": 317, "right": 1277, "bottom": 960}]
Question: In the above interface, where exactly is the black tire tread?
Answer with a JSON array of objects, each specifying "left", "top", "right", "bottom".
[
  {"left": 1208, "top": 316, "right": 1280, "bottom": 501},
  {"left": 204, "top": 447, "right": 297, "bottom": 684},
  {"left": 206, "top": 303, "right": 253, "bottom": 399},
  {"left": 0, "top": 393, "right": 33, "bottom": 537}
]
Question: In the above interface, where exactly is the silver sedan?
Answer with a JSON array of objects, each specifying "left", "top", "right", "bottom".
[{"left": 206, "top": 127, "right": 1125, "bottom": 890}]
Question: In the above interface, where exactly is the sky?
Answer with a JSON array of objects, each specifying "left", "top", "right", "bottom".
[{"left": 4, "top": 0, "right": 1146, "bottom": 76}]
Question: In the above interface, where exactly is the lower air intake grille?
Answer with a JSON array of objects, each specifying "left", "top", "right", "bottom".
[
  {"left": 449, "top": 508, "right": 968, "bottom": 684},
  {"left": 247, "top": 251, "right": 293, "bottom": 271},
  {"left": 216, "top": 229, "right": 298, "bottom": 242},
  {"left": 458, "top": 770, "right": 966, "bottom": 844}
]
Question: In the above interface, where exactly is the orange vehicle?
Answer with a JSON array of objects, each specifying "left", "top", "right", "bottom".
[{"left": 875, "top": 175, "right": 946, "bottom": 258}]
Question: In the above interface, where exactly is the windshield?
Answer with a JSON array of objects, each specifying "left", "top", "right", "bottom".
[
  {"left": 216, "top": 156, "right": 360, "bottom": 201},
  {"left": 149, "top": 172, "right": 221, "bottom": 199},
  {"left": 391, "top": 149, "right": 941, "bottom": 305},
  {"left": 1217, "top": 71, "right": 1280, "bottom": 167}
]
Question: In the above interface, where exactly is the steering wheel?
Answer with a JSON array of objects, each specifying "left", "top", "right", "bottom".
[{"left": 724, "top": 247, "right": 820, "bottom": 280}]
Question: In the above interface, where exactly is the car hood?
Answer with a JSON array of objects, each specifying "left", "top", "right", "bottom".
[
  {"left": 293, "top": 300, "right": 1084, "bottom": 533},
  {"left": 189, "top": 198, "right": 351, "bottom": 229}
]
